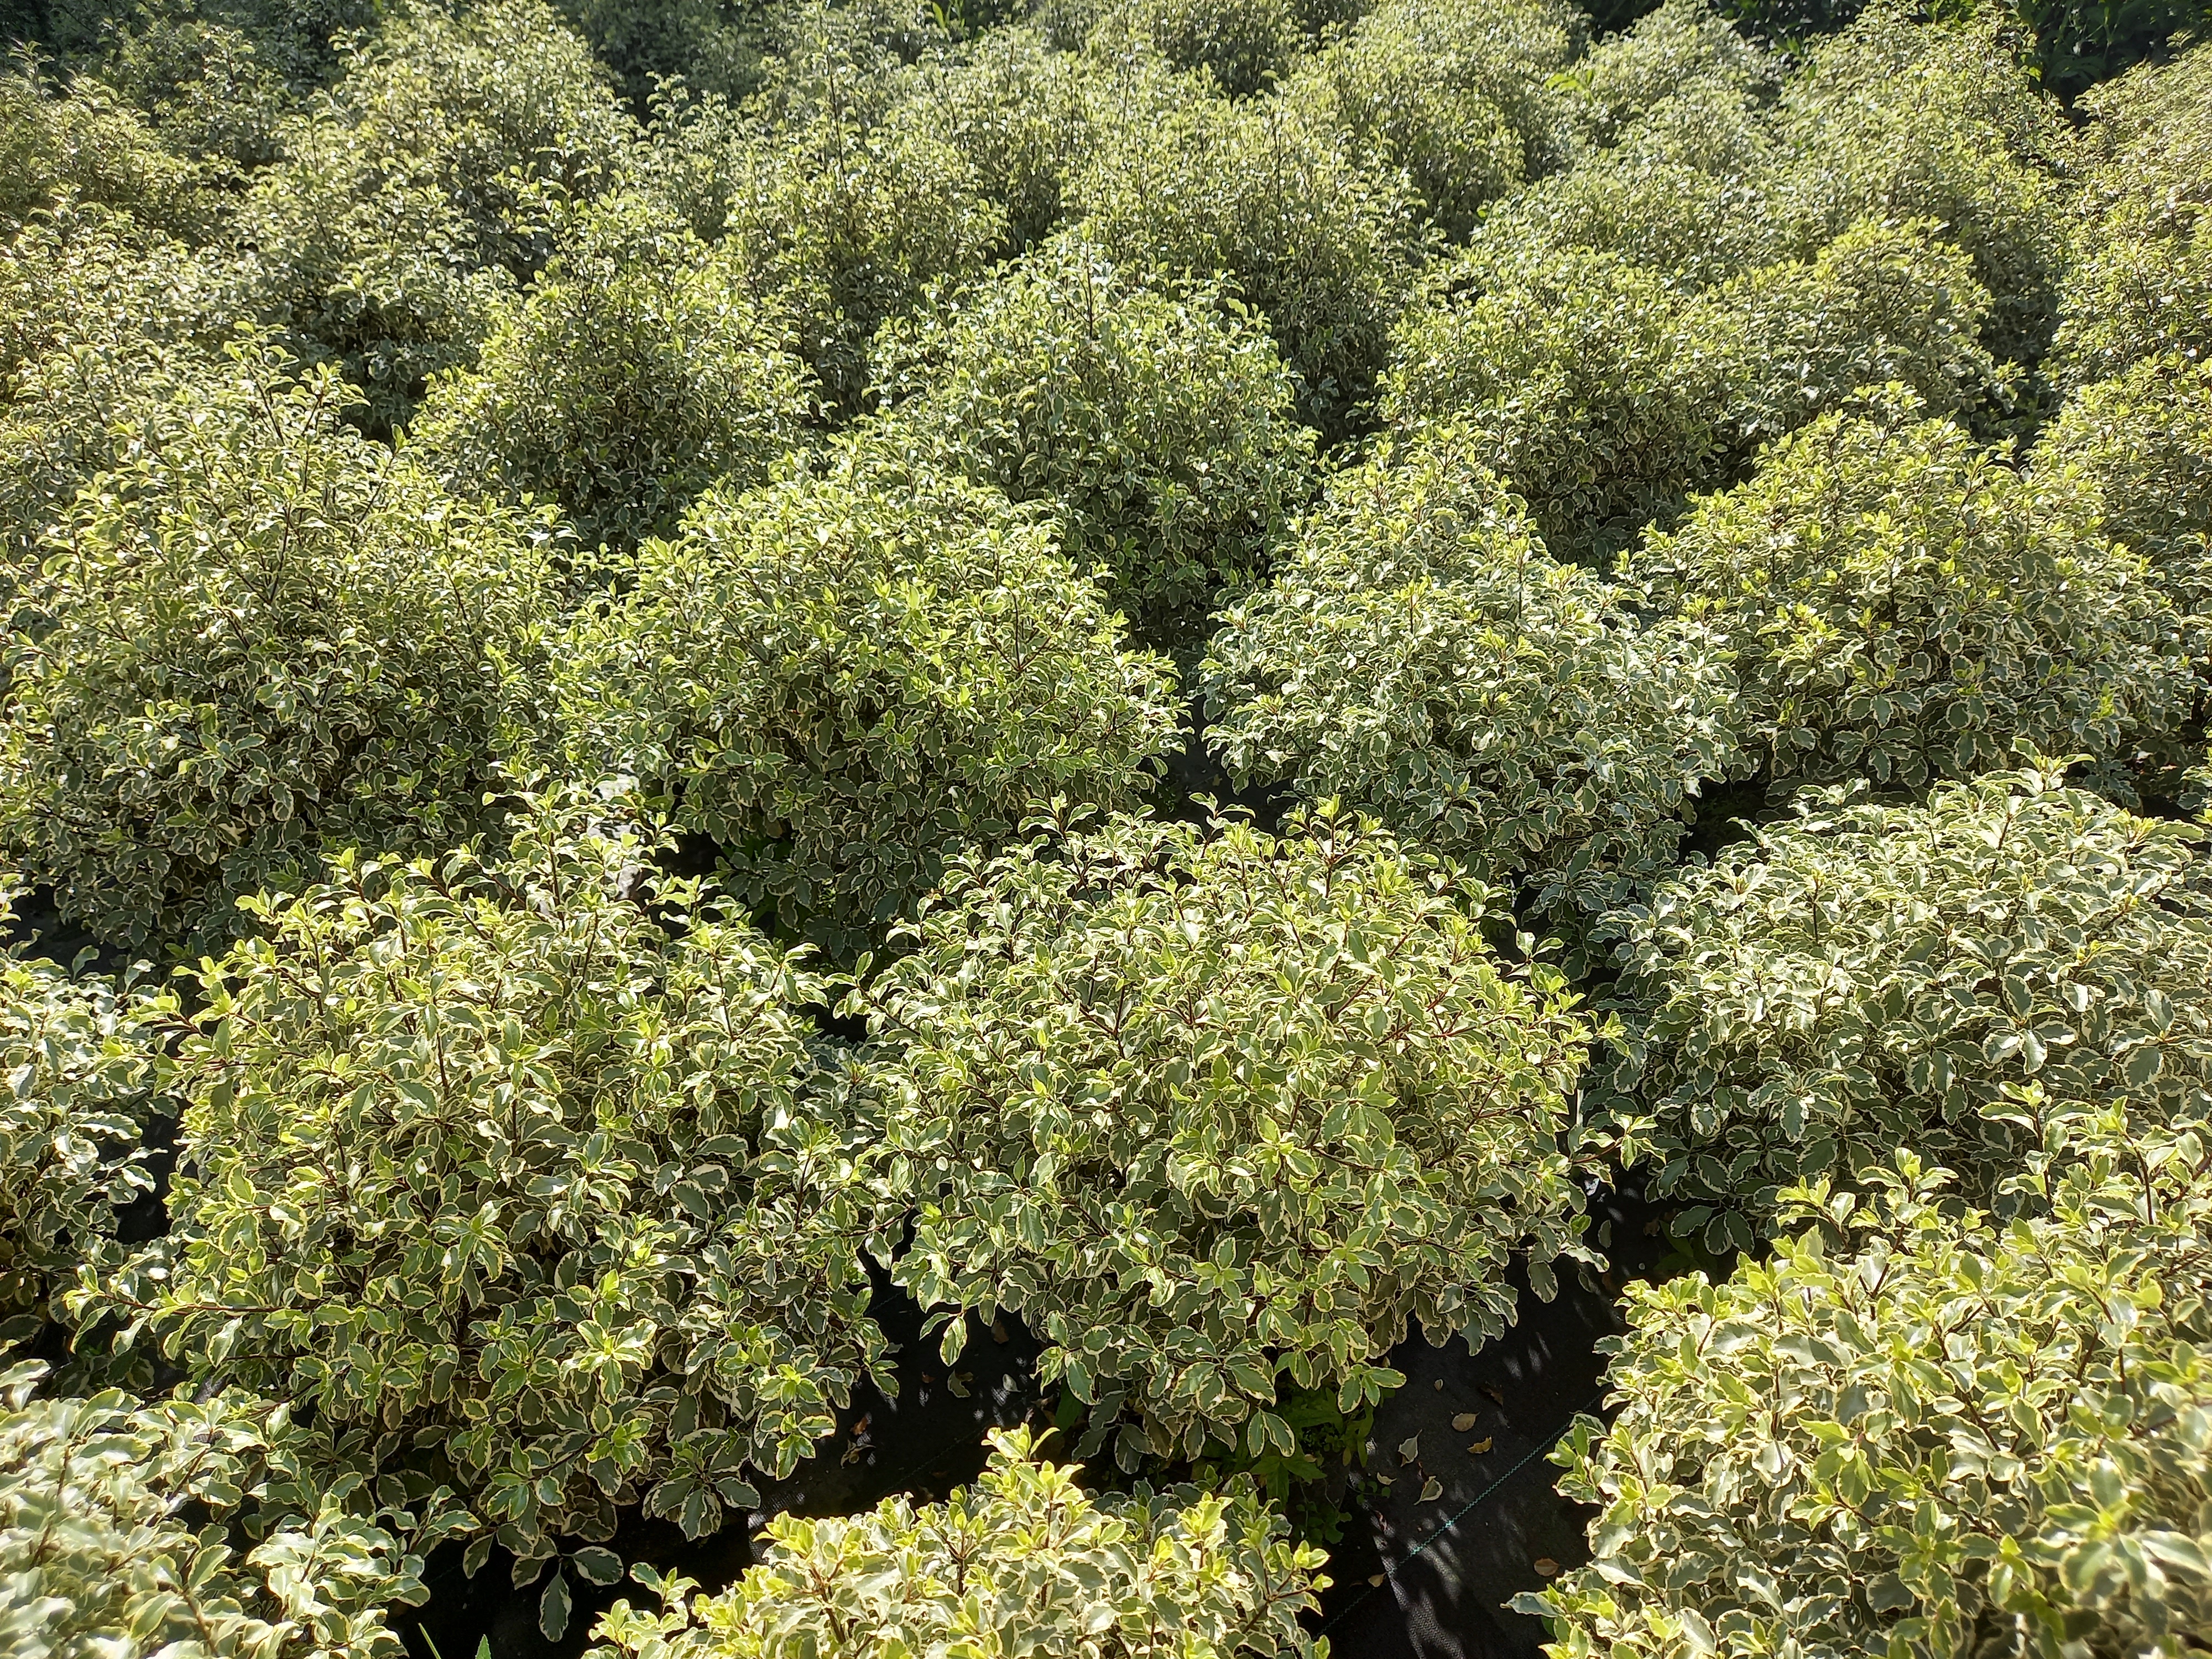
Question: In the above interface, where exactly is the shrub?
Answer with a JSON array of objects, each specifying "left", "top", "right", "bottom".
[
  {"left": 236, "top": 0, "right": 634, "bottom": 429},
  {"left": 1625, "top": 397, "right": 2180, "bottom": 787},
  {"left": 1564, "top": 0, "right": 1773, "bottom": 152},
  {"left": 554, "top": 0, "right": 770, "bottom": 108},
  {"left": 545, "top": 442, "right": 1181, "bottom": 959},
  {"left": 2032, "top": 351, "right": 2212, "bottom": 676},
  {"left": 0, "top": 59, "right": 204, "bottom": 234},
  {"left": 92, "top": 12, "right": 295, "bottom": 176},
  {"left": 1201, "top": 432, "right": 1743, "bottom": 925},
  {"left": 1083, "top": 0, "right": 1308, "bottom": 97},
  {"left": 706, "top": 110, "right": 1008, "bottom": 415},
  {"left": 1767, "top": 3, "right": 2073, "bottom": 366},
  {"left": 1716, "top": 215, "right": 2000, "bottom": 447},
  {"left": 0, "top": 206, "right": 243, "bottom": 582},
  {"left": 1073, "top": 75, "right": 1422, "bottom": 435},
  {"left": 1457, "top": 76, "right": 1783, "bottom": 291},
  {"left": 0, "top": 341, "right": 558, "bottom": 952},
  {"left": 869, "top": 233, "right": 1316, "bottom": 646},
  {"left": 1383, "top": 249, "right": 1735, "bottom": 563},
  {"left": 84, "top": 798, "right": 891, "bottom": 1589},
  {"left": 1282, "top": 0, "right": 1583, "bottom": 243},
  {"left": 588, "top": 1428, "right": 1328, "bottom": 1659},
  {"left": 1392, "top": 222, "right": 2002, "bottom": 564},
  {"left": 405, "top": 196, "right": 817, "bottom": 553},
  {"left": 2052, "top": 225, "right": 2212, "bottom": 395},
  {"left": 863, "top": 808, "right": 1593, "bottom": 1469},
  {"left": 888, "top": 29, "right": 1102, "bottom": 253},
  {"left": 1522, "top": 1101, "right": 2212, "bottom": 1658},
  {"left": 1594, "top": 764, "right": 2212, "bottom": 1248},
  {"left": 2049, "top": 40, "right": 2212, "bottom": 388},
  {"left": 0, "top": 877, "right": 166, "bottom": 1352},
  {"left": 0, "top": 1364, "right": 463, "bottom": 1659}
]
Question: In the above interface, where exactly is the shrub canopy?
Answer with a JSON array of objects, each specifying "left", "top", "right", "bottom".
[
  {"left": 2049, "top": 40, "right": 2212, "bottom": 389},
  {"left": 234, "top": 0, "right": 633, "bottom": 430},
  {"left": 1626, "top": 397, "right": 2180, "bottom": 788},
  {"left": 0, "top": 1365, "right": 465, "bottom": 1659},
  {"left": 1072, "top": 73, "right": 1422, "bottom": 435},
  {"left": 407, "top": 196, "right": 817, "bottom": 553},
  {"left": 1280, "top": 0, "right": 1585, "bottom": 241},
  {"left": 1082, "top": 0, "right": 1310, "bottom": 98},
  {"left": 1201, "top": 432, "right": 1743, "bottom": 924},
  {"left": 0, "top": 342, "right": 557, "bottom": 952},
  {"left": 863, "top": 808, "right": 1593, "bottom": 1469},
  {"left": 2032, "top": 352, "right": 2212, "bottom": 688},
  {"left": 0, "top": 206, "right": 242, "bottom": 586},
  {"left": 870, "top": 233, "right": 1316, "bottom": 646},
  {"left": 1596, "top": 765, "right": 2212, "bottom": 1248},
  {"left": 1387, "top": 221, "right": 1999, "bottom": 565},
  {"left": 1767, "top": 3, "right": 2073, "bottom": 367},
  {"left": 885, "top": 30, "right": 1101, "bottom": 254},
  {"left": 545, "top": 442, "right": 1180, "bottom": 959},
  {"left": 1383, "top": 249, "right": 1735, "bottom": 564},
  {"left": 701, "top": 101, "right": 1008, "bottom": 415},
  {"left": 1524, "top": 1100, "right": 2212, "bottom": 1659},
  {"left": 0, "top": 61, "right": 204, "bottom": 236},
  {"left": 85, "top": 799, "right": 890, "bottom": 1577},
  {"left": 0, "top": 877, "right": 166, "bottom": 1353},
  {"left": 587, "top": 1428, "right": 1328, "bottom": 1659}
]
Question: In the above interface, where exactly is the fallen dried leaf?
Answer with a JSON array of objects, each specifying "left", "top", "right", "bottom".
[
  {"left": 1533, "top": 1558, "right": 1561, "bottom": 1578},
  {"left": 1432, "top": 1379, "right": 1444, "bottom": 1390},
  {"left": 1397, "top": 1434, "right": 1420, "bottom": 1464},
  {"left": 1481, "top": 1385, "right": 1505, "bottom": 1405},
  {"left": 1451, "top": 1412, "right": 1479, "bottom": 1433},
  {"left": 1368, "top": 1574, "right": 1386, "bottom": 1587},
  {"left": 1420, "top": 1477, "right": 1442, "bottom": 1502},
  {"left": 1468, "top": 1437, "right": 1493, "bottom": 1454}
]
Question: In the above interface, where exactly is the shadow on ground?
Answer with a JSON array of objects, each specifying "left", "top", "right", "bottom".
[{"left": 1316, "top": 1183, "right": 1676, "bottom": 1659}]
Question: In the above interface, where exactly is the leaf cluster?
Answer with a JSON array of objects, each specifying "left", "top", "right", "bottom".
[
  {"left": 80, "top": 797, "right": 892, "bottom": 1575},
  {"left": 1523, "top": 1102, "right": 2212, "bottom": 1658},
  {"left": 0, "top": 876, "right": 168, "bottom": 1351},
  {"left": 545, "top": 440, "right": 1181, "bottom": 961},
  {"left": 0, "top": 1363, "right": 466, "bottom": 1659},
  {"left": 586, "top": 1427, "right": 1328, "bottom": 1659},
  {"left": 1596, "top": 764, "right": 2212, "bottom": 1245},
  {"left": 862, "top": 807, "right": 1593, "bottom": 1469},
  {"left": 1201, "top": 430, "right": 1744, "bottom": 927}
]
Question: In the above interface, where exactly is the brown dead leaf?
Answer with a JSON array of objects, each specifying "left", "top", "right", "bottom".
[
  {"left": 1533, "top": 1558, "right": 1561, "bottom": 1578},
  {"left": 1451, "top": 1412, "right": 1479, "bottom": 1433},
  {"left": 1467, "top": 1437, "right": 1493, "bottom": 1454}
]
